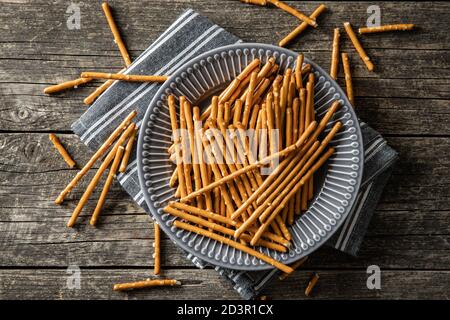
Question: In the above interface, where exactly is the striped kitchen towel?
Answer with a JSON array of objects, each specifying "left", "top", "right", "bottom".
[{"left": 72, "top": 10, "right": 397, "bottom": 300}]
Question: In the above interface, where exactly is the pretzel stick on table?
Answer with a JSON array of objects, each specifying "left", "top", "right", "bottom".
[
  {"left": 278, "top": 4, "right": 327, "bottom": 47},
  {"left": 67, "top": 123, "right": 135, "bottom": 227},
  {"left": 119, "top": 127, "right": 137, "bottom": 173},
  {"left": 174, "top": 220, "right": 294, "bottom": 274},
  {"left": 81, "top": 72, "right": 168, "bottom": 82},
  {"left": 267, "top": 0, "right": 317, "bottom": 27},
  {"left": 359, "top": 24, "right": 415, "bottom": 34},
  {"left": 90, "top": 146, "right": 125, "bottom": 226},
  {"left": 55, "top": 110, "right": 137, "bottom": 204},
  {"left": 49, "top": 134, "right": 76, "bottom": 168},
  {"left": 305, "top": 272, "right": 320, "bottom": 296},
  {"left": 343, "top": 22, "right": 374, "bottom": 71},
  {"left": 84, "top": 68, "right": 127, "bottom": 105},
  {"left": 43, "top": 77, "right": 92, "bottom": 94},
  {"left": 341, "top": 52, "right": 355, "bottom": 106},
  {"left": 330, "top": 28, "right": 340, "bottom": 80},
  {"left": 101, "top": 2, "right": 132, "bottom": 66},
  {"left": 153, "top": 222, "right": 161, "bottom": 275},
  {"left": 113, "top": 279, "right": 180, "bottom": 291}
]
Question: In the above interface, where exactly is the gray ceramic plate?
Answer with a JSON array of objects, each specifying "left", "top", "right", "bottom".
[{"left": 137, "top": 43, "right": 364, "bottom": 271}]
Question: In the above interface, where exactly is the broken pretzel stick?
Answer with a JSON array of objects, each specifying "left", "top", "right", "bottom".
[
  {"left": 154, "top": 222, "right": 161, "bottom": 275},
  {"left": 343, "top": 22, "right": 374, "bottom": 71},
  {"left": 305, "top": 272, "right": 319, "bottom": 296},
  {"left": 67, "top": 123, "right": 136, "bottom": 227},
  {"left": 278, "top": 4, "right": 327, "bottom": 47},
  {"left": 49, "top": 133, "right": 76, "bottom": 168},
  {"left": 119, "top": 127, "right": 137, "bottom": 173},
  {"left": 359, "top": 24, "right": 415, "bottom": 34},
  {"left": 101, "top": 2, "right": 132, "bottom": 66},
  {"left": 173, "top": 220, "right": 294, "bottom": 274},
  {"left": 43, "top": 77, "right": 92, "bottom": 94},
  {"left": 81, "top": 72, "right": 168, "bottom": 82},
  {"left": 55, "top": 110, "right": 137, "bottom": 204},
  {"left": 113, "top": 279, "right": 180, "bottom": 291},
  {"left": 342, "top": 52, "right": 355, "bottom": 106},
  {"left": 90, "top": 146, "right": 125, "bottom": 226},
  {"left": 330, "top": 28, "right": 340, "bottom": 80}
]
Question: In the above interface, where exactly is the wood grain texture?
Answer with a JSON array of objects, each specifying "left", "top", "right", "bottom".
[{"left": 0, "top": 0, "right": 449, "bottom": 299}]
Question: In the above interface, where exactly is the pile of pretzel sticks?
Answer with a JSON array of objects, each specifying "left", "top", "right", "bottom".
[{"left": 162, "top": 55, "right": 343, "bottom": 273}]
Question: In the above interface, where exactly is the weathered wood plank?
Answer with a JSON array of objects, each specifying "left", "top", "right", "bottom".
[{"left": 1, "top": 268, "right": 449, "bottom": 300}]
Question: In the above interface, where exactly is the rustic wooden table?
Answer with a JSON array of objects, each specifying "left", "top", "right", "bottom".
[{"left": 1, "top": 1, "right": 449, "bottom": 300}]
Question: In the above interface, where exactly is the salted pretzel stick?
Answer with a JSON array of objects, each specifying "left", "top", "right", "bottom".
[
  {"left": 153, "top": 222, "right": 161, "bottom": 275},
  {"left": 305, "top": 272, "right": 320, "bottom": 296},
  {"left": 295, "top": 54, "right": 304, "bottom": 90},
  {"left": 359, "top": 24, "right": 415, "bottom": 34},
  {"left": 265, "top": 92, "right": 278, "bottom": 165},
  {"left": 301, "top": 74, "right": 314, "bottom": 209},
  {"left": 283, "top": 107, "right": 293, "bottom": 223},
  {"left": 113, "top": 279, "right": 180, "bottom": 291},
  {"left": 252, "top": 78, "right": 271, "bottom": 106},
  {"left": 295, "top": 89, "right": 306, "bottom": 213},
  {"left": 267, "top": 0, "right": 317, "bottom": 27},
  {"left": 48, "top": 134, "right": 76, "bottom": 168},
  {"left": 67, "top": 123, "right": 135, "bottom": 227},
  {"left": 101, "top": 2, "right": 132, "bottom": 66},
  {"left": 217, "top": 103, "right": 224, "bottom": 125},
  {"left": 240, "top": 0, "right": 267, "bottom": 5},
  {"left": 259, "top": 105, "right": 268, "bottom": 161},
  {"left": 184, "top": 101, "right": 204, "bottom": 208},
  {"left": 342, "top": 52, "right": 355, "bottom": 106},
  {"left": 242, "top": 71, "right": 258, "bottom": 127},
  {"left": 223, "top": 102, "right": 231, "bottom": 126},
  {"left": 248, "top": 104, "right": 261, "bottom": 130},
  {"left": 174, "top": 220, "right": 294, "bottom": 274},
  {"left": 90, "top": 146, "right": 125, "bottom": 226},
  {"left": 278, "top": 4, "right": 327, "bottom": 47},
  {"left": 167, "top": 202, "right": 290, "bottom": 247},
  {"left": 233, "top": 99, "right": 243, "bottom": 124},
  {"left": 165, "top": 206, "right": 285, "bottom": 252},
  {"left": 43, "top": 77, "right": 92, "bottom": 94},
  {"left": 81, "top": 72, "right": 168, "bottom": 82},
  {"left": 174, "top": 185, "right": 181, "bottom": 198},
  {"left": 179, "top": 97, "right": 193, "bottom": 195},
  {"left": 84, "top": 68, "right": 127, "bottom": 105},
  {"left": 308, "top": 93, "right": 316, "bottom": 201},
  {"left": 55, "top": 110, "right": 136, "bottom": 204},
  {"left": 193, "top": 107, "right": 213, "bottom": 211},
  {"left": 169, "top": 169, "right": 178, "bottom": 187},
  {"left": 180, "top": 121, "right": 317, "bottom": 204},
  {"left": 330, "top": 28, "right": 340, "bottom": 80},
  {"left": 279, "top": 256, "right": 308, "bottom": 280},
  {"left": 168, "top": 95, "right": 187, "bottom": 198},
  {"left": 280, "top": 69, "right": 292, "bottom": 116},
  {"left": 273, "top": 77, "right": 282, "bottom": 147},
  {"left": 343, "top": 22, "right": 374, "bottom": 72},
  {"left": 118, "top": 127, "right": 137, "bottom": 173},
  {"left": 251, "top": 148, "right": 335, "bottom": 245}
]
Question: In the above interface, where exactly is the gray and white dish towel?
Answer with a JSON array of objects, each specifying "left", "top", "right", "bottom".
[{"left": 72, "top": 10, "right": 398, "bottom": 300}]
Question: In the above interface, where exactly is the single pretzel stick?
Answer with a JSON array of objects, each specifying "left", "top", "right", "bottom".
[
  {"left": 84, "top": 68, "right": 127, "bottom": 105},
  {"left": 179, "top": 97, "right": 193, "bottom": 195},
  {"left": 251, "top": 148, "right": 335, "bottom": 245},
  {"left": 341, "top": 52, "right": 355, "bottom": 106},
  {"left": 278, "top": 4, "right": 327, "bottom": 47},
  {"left": 168, "top": 95, "right": 188, "bottom": 198},
  {"left": 265, "top": 92, "right": 278, "bottom": 166},
  {"left": 113, "top": 279, "right": 180, "bottom": 291},
  {"left": 167, "top": 202, "right": 290, "bottom": 247},
  {"left": 259, "top": 104, "right": 268, "bottom": 161},
  {"left": 43, "top": 77, "right": 92, "bottom": 94},
  {"left": 267, "top": 0, "right": 317, "bottom": 27},
  {"left": 193, "top": 107, "right": 213, "bottom": 211},
  {"left": 272, "top": 77, "right": 282, "bottom": 148},
  {"left": 359, "top": 24, "right": 415, "bottom": 34},
  {"left": 55, "top": 110, "right": 136, "bottom": 204},
  {"left": 210, "top": 96, "right": 219, "bottom": 123},
  {"left": 279, "top": 256, "right": 308, "bottom": 280},
  {"left": 295, "top": 89, "right": 306, "bottom": 213},
  {"left": 67, "top": 123, "right": 135, "bottom": 227},
  {"left": 169, "top": 168, "right": 178, "bottom": 187},
  {"left": 343, "top": 22, "right": 374, "bottom": 72},
  {"left": 101, "top": 2, "right": 132, "bottom": 66},
  {"left": 153, "top": 222, "right": 161, "bottom": 275},
  {"left": 90, "top": 146, "right": 125, "bottom": 226},
  {"left": 185, "top": 101, "right": 203, "bottom": 208},
  {"left": 49, "top": 134, "right": 76, "bottom": 168},
  {"left": 330, "top": 28, "right": 340, "bottom": 80},
  {"left": 81, "top": 72, "right": 168, "bottom": 82},
  {"left": 248, "top": 104, "right": 261, "bottom": 130},
  {"left": 233, "top": 99, "right": 243, "bottom": 125},
  {"left": 173, "top": 220, "right": 294, "bottom": 274},
  {"left": 242, "top": 71, "right": 258, "bottom": 127},
  {"left": 252, "top": 78, "right": 271, "bottom": 106},
  {"left": 217, "top": 103, "right": 224, "bottom": 125},
  {"left": 305, "top": 272, "right": 320, "bottom": 296},
  {"left": 283, "top": 107, "right": 293, "bottom": 223},
  {"left": 223, "top": 102, "right": 231, "bottom": 126},
  {"left": 280, "top": 68, "right": 292, "bottom": 117},
  {"left": 180, "top": 121, "right": 317, "bottom": 204},
  {"left": 295, "top": 54, "right": 304, "bottom": 90},
  {"left": 240, "top": 0, "right": 267, "bottom": 5},
  {"left": 119, "top": 127, "right": 137, "bottom": 173},
  {"left": 164, "top": 206, "right": 286, "bottom": 252},
  {"left": 308, "top": 93, "right": 316, "bottom": 201}
]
